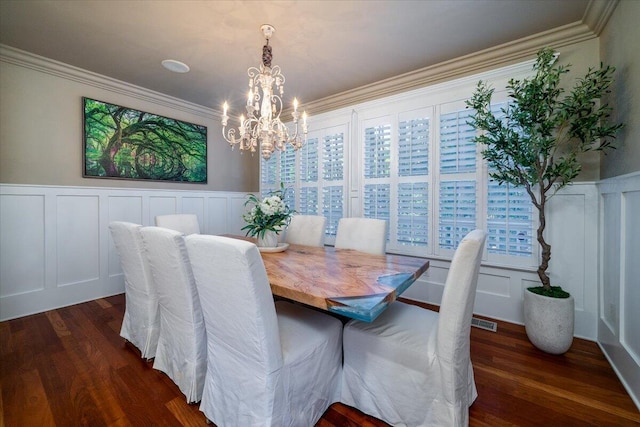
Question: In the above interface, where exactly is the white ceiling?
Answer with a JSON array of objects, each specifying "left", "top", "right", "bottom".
[{"left": 0, "top": 0, "right": 592, "bottom": 112}]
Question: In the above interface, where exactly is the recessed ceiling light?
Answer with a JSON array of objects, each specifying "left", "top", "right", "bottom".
[{"left": 161, "top": 59, "right": 190, "bottom": 73}]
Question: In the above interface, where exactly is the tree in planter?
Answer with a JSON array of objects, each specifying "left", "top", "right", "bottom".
[{"left": 466, "top": 47, "right": 623, "bottom": 297}]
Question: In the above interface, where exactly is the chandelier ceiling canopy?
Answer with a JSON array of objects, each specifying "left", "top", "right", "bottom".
[{"left": 221, "top": 24, "right": 307, "bottom": 161}]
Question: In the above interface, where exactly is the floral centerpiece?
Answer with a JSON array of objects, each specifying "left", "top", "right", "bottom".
[{"left": 242, "top": 184, "right": 294, "bottom": 247}]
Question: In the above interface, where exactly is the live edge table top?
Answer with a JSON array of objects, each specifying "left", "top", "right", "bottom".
[{"left": 226, "top": 235, "right": 430, "bottom": 322}]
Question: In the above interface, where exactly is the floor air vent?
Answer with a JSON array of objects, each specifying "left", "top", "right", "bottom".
[{"left": 471, "top": 317, "right": 497, "bottom": 332}]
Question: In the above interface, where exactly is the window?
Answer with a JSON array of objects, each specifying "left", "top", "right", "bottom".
[
  {"left": 397, "top": 116, "right": 430, "bottom": 248},
  {"left": 438, "top": 180, "right": 476, "bottom": 250},
  {"left": 487, "top": 181, "right": 533, "bottom": 257},
  {"left": 361, "top": 112, "right": 430, "bottom": 254},
  {"left": 260, "top": 122, "right": 348, "bottom": 240},
  {"left": 363, "top": 122, "right": 391, "bottom": 239},
  {"left": 299, "top": 137, "right": 319, "bottom": 214},
  {"left": 321, "top": 130, "right": 346, "bottom": 237},
  {"left": 260, "top": 61, "right": 536, "bottom": 267}
]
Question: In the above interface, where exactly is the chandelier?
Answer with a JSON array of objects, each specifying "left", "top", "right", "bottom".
[{"left": 221, "top": 24, "right": 308, "bottom": 161}]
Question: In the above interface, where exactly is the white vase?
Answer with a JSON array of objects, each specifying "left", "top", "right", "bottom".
[
  {"left": 524, "top": 288, "right": 574, "bottom": 354},
  {"left": 257, "top": 230, "right": 278, "bottom": 248}
]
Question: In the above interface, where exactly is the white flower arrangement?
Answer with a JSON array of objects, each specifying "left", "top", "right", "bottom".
[{"left": 241, "top": 184, "right": 294, "bottom": 239}]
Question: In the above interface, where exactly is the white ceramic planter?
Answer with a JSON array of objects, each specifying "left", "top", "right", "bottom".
[
  {"left": 257, "top": 230, "right": 278, "bottom": 248},
  {"left": 524, "top": 288, "right": 575, "bottom": 354}
]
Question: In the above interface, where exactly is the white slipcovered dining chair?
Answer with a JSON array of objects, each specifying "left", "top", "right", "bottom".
[
  {"left": 334, "top": 217, "right": 387, "bottom": 255},
  {"left": 140, "top": 226, "right": 206, "bottom": 403},
  {"left": 185, "top": 234, "right": 343, "bottom": 427},
  {"left": 284, "top": 215, "right": 327, "bottom": 247},
  {"left": 109, "top": 221, "right": 160, "bottom": 359},
  {"left": 341, "top": 229, "right": 487, "bottom": 427},
  {"left": 155, "top": 214, "right": 200, "bottom": 235}
]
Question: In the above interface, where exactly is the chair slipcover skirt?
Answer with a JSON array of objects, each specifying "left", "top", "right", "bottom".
[
  {"left": 186, "top": 234, "right": 342, "bottom": 427},
  {"left": 141, "top": 227, "right": 206, "bottom": 403},
  {"left": 341, "top": 229, "right": 486, "bottom": 427},
  {"left": 109, "top": 221, "right": 160, "bottom": 359}
]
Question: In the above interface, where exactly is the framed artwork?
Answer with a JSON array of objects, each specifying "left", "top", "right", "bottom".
[{"left": 83, "top": 97, "right": 207, "bottom": 183}]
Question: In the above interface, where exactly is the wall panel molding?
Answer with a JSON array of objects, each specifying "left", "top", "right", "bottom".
[
  {"left": 598, "top": 171, "right": 640, "bottom": 409},
  {"left": 0, "top": 184, "right": 247, "bottom": 321},
  {"left": 1, "top": 182, "right": 601, "bottom": 343}
]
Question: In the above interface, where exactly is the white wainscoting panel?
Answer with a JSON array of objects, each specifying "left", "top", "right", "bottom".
[
  {"left": 56, "top": 194, "right": 100, "bottom": 287},
  {"left": 598, "top": 172, "right": 640, "bottom": 409},
  {"left": 0, "top": 194, "right": 46, "bottom": 297},
  {"left": 0, "top": 184, "right": 248, "bottom": 321},
  {"left": 622, "top": 191, "right": 640, "bottom": 365},
  {"left": 182, "top": 196, "right": 206, "bottom": 229},
  {"left": 148, "top": 196, "right": 178, "bottom": 224},
  {"left": 107, "top": 195, "right": 144, "bottom": 277},
  {"left": 601, "top": 192, "right": 621, "bottom": 334},
  {"left": 207, "top": 196, "right": 229, "bottom": 235}
]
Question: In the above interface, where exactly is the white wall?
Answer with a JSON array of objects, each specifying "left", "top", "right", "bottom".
[
  {"left": 598, "top": 172, "right": 640, "bottom": 408},
  {"left": 0, "top": 184, "right": 248, "bottom": 321}
]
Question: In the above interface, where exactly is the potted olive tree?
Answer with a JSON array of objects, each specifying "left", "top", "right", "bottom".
[{"left": 466, "top": 47, "right": 623, "bottom": 354}]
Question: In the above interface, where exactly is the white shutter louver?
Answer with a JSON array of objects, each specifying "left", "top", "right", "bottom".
[
  {"left": 398, "top": 182, "right": 428, "bottom": 247},
  {"left": 300, "top": 137, "right": 318, "bottom": 183},
  {"left": 323, "top": 133, "right": 344, "bottom": 181},
  {"left": 364, "top": 183, "right": 390, "bottom": 221},
  {"left": 279, "top": 148, "right": 296, "bottom": 184},
  {"left": 487, "top": 181, "right": 533, "bottom": 256},
  {"left": 440, "top": 110, "right": 476, "bottom": 174},
  {"left": 323, "top": 186, "right": 343, "bottom": 237},
  {"left": 364, "top": 125, "right": 391, "bottom": 178},
  {"left": 261, "top": 156, "right": 277, "bottom": 187},
  {"left": 439, "top": 180, "right": 476, "bottom": 249},
  {"left": 299, "top": 187, "right": 318, "bottom": 215},
  {"left": 398, "top": 118, "right": 429, "bottom": 177}
]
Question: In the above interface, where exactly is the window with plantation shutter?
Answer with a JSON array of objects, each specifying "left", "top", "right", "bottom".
[
  {"left": 439, "top": 180, "right": 476, "bottom": 249},
  {"left": 437, "top": 104, "right": 478, "bottom": 252},
  {"left": 323, "top": 132, "right": 344, "bottom": 181},
  {"left": 258, "top": 62, "right": 537, "bottom": 267},
  {"left": 362, "top": 121, "right": 391, "bottom": 243},
  {"left": 363, "top": 183, "right": 390, "bottom": 222},
  {"left": 261, "top": 156, "right": 277, "bottom": 187},
  {"left": 484, "top": 101, "right": 534, "bottom": 258},
  {"left": 298, "top": 137, "right": 319, "bottom": 215},
  {"left": 322, "top": 131, "right": 345, "bottom": 236},
  {"left": 323, "top": 185, "right": 343, "bottom": 237},
  {"left": 487, "top": 181, "right": 533, "bottom": 256},
  {"left": 396, "top": 115, "right": 430, "bottom": 250},
  {"left": 300, "top": 137, "right": 318, "bottom": 183},
  {"left": 398, "top": 182, "right": 428, "bottom": 247},
  {"left": 398, "top": 118, "right": 429, "bottom": 177},
  {"left": 364, "top": 125, "right": 391, "bottom": 178},
  {"left": 361, "top": 113, "right": 431, "bottom": 254},
  {"left": 440, "top": 110, "right": 476, "bottom": 174},
  {"left": 279, "top": 147, "right": 296, "bottom": 184},
  {"left": 299, "top": 187, "right": 318, "bottom": 215}
]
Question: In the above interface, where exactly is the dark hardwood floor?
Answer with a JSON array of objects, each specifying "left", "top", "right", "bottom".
[{"left": 1, "top": 294, "right": 638, "bottom": 426}]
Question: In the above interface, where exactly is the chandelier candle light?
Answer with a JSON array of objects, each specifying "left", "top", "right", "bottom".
[{"left": 221, "top": 24, "right": 308, "bottom": 161}]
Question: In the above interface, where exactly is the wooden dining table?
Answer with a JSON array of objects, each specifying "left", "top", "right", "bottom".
[{"left": 226, "top": 235, "right": 430, "bottom": 322}]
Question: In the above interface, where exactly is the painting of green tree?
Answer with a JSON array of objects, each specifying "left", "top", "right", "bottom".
[{"left": 83, "top": 98, "right": 207, "bottom": 182}]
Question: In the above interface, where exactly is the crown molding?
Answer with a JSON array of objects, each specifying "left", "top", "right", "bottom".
[
  {"left": 301, "top": 21, "right": 597, "bottom": 116},
  {"left": 583, "top": 0, "right": 619, "bottom": 35},
  {"left": 0, "top": 44, "right": 217, "bottom": 120}
]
